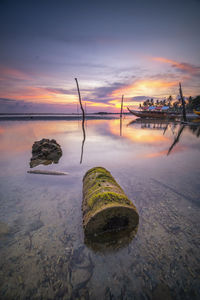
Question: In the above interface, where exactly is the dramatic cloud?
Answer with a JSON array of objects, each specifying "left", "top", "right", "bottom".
[
  {"left": 45, "top": 88, "right": 76, "bottom": 95},
  {"left": 152, "top": 57, "right": 200, "bottom": 76},
  {"left": 0, "top": 58, "right": 199, "bottom": 113},
  {"left": 0, "top": 66, "right": 32, "bottom": 81},
  {"left": 0, "top": 98, "right": 16, "bottom": 103},
  {"left": 90, "top": 82, "right": 126, "bottom": 99},
  {"left": 0, "top": 98, "right": 31, "bottom": 113},
  {"left": 0, "top": 97, "right": 77, "bottom": 113},
  {"left": 1, "top": 0, "right": 200, "bottom": 113},
  {"left": 111, "top": 79, "right": 178, "bottom": 99},
  {"left": 131, "top": 96, "right": 153, "bottom": 102}
]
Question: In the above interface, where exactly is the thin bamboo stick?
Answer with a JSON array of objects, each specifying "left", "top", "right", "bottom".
[
  {"left": 75, "top": 78, "right": 85, "bottom": 120},
  {"left": 75, "top": 78, "right": 86, "bottom": 164}
]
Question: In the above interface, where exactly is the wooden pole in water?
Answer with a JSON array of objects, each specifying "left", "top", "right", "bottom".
[
  {"left": 75, "top": 78, "right": 86, "bottom": 164},
  {"left": 179, "top": 82, "right": 187, "bottom": 122},
  {"left": 75, "top": 78, "right": 85, "bottom": 120}
]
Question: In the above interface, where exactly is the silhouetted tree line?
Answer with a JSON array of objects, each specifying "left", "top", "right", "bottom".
[
  {"left": 139, "top": 95, "right": 200, "bottom": 112},
  {"left": 186, "top": 95, "right": 200, "bottom": 111}
]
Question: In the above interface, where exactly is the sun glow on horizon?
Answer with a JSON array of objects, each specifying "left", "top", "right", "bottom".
[
  {"left": 111, "top": 79, "right": 178, "bottom": 99},
  {"left": 1, "top": 57, "right": 199, "bottom": 113}
]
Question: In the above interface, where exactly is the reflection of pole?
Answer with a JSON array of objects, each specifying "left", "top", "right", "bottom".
[
  {"left": 120, "top": 95, "right": 124, "bottom": 118},
  {"left": 77, "top": 103, "right": 80, "bottom": 126},
  {"left": 85, "top": 102, "right": 88, "bottom": 129},
  {"left": 120, "top": 116, "right": 122, "bottom": 136},
  {"left": 179, "top": 82, "right": 187, "bottom": 122},
  {"left": 80, "top": 119, "right": 86, "bottom": 164},
  {"left": 163, "top": 124, "right": 168, "bottom": 135},
  {"left": 167, "top": 125, "right": 185, "bottom": 155},
  {"left": 75, "top": 78, "right": 86, "bottom": 164},
  {"left": 120, "top": 95, "right": 124, "bottom": 136}
]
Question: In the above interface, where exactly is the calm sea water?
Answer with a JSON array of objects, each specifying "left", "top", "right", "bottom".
[{"left": 0, "top": 115, "right": 199, "bottom": 300}]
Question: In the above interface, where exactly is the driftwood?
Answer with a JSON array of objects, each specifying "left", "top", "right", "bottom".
[
  {"left": 82, "top": 167, "right": 139, "bottom": 238},
  {"left": 27, "top": 170, "right": 69, "bottom": 175}
]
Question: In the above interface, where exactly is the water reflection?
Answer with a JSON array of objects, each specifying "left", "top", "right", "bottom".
[
  {"left": 127, "top": 118, "right": 200, "bottom": 157},
  {"left": 0, "top": 121, "right": 79, "bottom": 157},
  {"left": 80, "top": 118, "right": 86, "bottom": 164},
  {"left": 110, "top": 119, "right": 169, "bottom": 147},
  {"left": 167, "top": 125, "right": 185, "bottom": 155},
  {"left": 188, "top": 121, "right": 200, "bottom": 137},
  {"left": 127, "top": 118, "right": 178, "bottom": 131},
  {"left": 119, "top": 114, "right": 125, "bottom": 137},
  {"left": 168, "top": 123, "right": 200, "bottom": 155},
  {"left": 0, "top": 117, "right": 200, "bottom": 299},
  {"left": 120, "top": 115, "right": 122, "bottom": 136}
]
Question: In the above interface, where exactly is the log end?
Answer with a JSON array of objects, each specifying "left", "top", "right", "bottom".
[
  {"left": 83, "top": 204, "right": 139, "bottom": 237},
  {"left": 85, "top": 224, "right": 138, "bottom": 252}
]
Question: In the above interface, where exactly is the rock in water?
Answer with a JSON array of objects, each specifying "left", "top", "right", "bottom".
[
  {"left": 82, "top": 167, "right": 139, "bottom": 238},
  {"left": 30, "top": 138, "right": 62, "bottom": 168}
]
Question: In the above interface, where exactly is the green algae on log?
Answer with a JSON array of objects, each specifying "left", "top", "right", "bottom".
[{"left": 82, "top": 167, "right": 139, "bottom": 237}]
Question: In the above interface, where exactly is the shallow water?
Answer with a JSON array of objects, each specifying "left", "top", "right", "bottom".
[{"left": 0, "top": 115, "right": 199, "bottom": 299}]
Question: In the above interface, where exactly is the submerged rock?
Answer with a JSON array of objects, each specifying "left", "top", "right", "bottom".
[
  {"left": 82, "top": 167, "right": 139, "bottom": 239},
  {"left": 0, "top": 221, "right": 10, "bottom": 237},
  {"left": 30, "top": 138, "right": 62, "bottom": 168},
  {"left": 152, "top": 283, "right": 172, "bottom": 300},
  {"left": 27, "top": 219, "right": 44, "bottom": 233}
]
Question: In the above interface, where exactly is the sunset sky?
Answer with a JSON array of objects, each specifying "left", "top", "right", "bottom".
[{"left": 0, "top": 0, "right": 200, "bottom": 113}]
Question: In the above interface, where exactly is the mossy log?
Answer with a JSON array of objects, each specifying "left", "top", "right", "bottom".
[{"left": 82, "top": 167, "right": 139, "bottom": 237}]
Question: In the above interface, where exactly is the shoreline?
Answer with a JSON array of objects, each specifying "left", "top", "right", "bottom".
[
  {"left": 0, "top": 113, "right": 197, "bottom": 121},
  {"left": 0, "top": 113, "right": 122, "bottom": 121}
]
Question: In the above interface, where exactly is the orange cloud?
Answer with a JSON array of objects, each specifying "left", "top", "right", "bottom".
[
  {"left": 152, "top": 57, "right": 200, "bottom": 75},
  {"left": 110, "top": 79, "right": 177, "bottom": 102},
  {"left": 0, "top": 86, "right": 78, "bottom": 105},
  {"left": 84, "top": 100, "right": 110, "bottom": 108},
  {"left": 109, "top": 99, "right": 141, "bottom": 110},
  {"left": 0, "top": 66, "right": 31, "bottom": 81},
  {"left": 0, "top": 84, "right": 113, "bottom": 109}
]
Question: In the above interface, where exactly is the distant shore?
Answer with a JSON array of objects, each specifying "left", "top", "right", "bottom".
[
  {"left": 0, "top": 112, "right": 197, "bottom": 121},
  {"left": 0, "top": 113, "right": 126, "bottom": 121}
]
